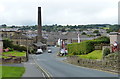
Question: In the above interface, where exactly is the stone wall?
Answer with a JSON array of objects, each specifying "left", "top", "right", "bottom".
[
  {"left": 2, "top": 57, "right": 21, "bottom": 64},
  {"left": 1, "top": 56, "right": 27, "bottom": 64},
  {"left": 94, "top": 46, "right": 102, "bottom": 50},
  {"left": 102, "top": 46, "right": 111, "bottom": 53},
  {"left": 20, "top": 56, "right": 28, "bottom": 62},
  {"left": 66, "top": 56, "right": 119, "bottom": 73}
]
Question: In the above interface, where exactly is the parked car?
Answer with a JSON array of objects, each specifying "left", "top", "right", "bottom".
[
  {"left": 36, "top": 49, "right": 43, "bottom": 54},
  {"left": 48, "top": 49, "right": 52, "bottom": 53}
]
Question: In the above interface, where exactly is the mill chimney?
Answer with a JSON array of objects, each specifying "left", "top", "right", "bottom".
[{"left": 37, "top": 7, "right": 42, "bottom": 42}]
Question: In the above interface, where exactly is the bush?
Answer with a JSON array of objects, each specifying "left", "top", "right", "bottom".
[
  {"left": 3, "top": 39, "right": 13, "bottom": 48},
  {"left": 105, "top": 51, "right": 119, "bottom": 60},
  {"left": 82, "top": 32, "right": 87, "bottom": 35},
  {"left": 19, "top": 46, "right": 27, "bottom": 52},
  {"left": 8, "top": 47, "right": 14, "bottom": 51},
  {"left": 103, "top": 48, "right": 110, "bottom": 57},
  {"left": 95, "top": 36, "right": 110, "bottom": 43},
  {"left": 93, "top": 30, "right": 99, "bottom": 33},
  {"left": 3, "top": 39, "right": 28, "bottom": 52},
  {"left": 12, "top": 45, "right": 27, "bottom": 52},
  {"left": 31, "top": 49, "right": 36, "bottom": 54}
]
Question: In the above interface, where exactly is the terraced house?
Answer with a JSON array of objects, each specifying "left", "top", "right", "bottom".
[
  {"left": 0, "top": 35, "right": 3, "bottom": 53},
  {"left": 11, "top": 32, "right": 34, "bottom": 47},
  {"left": 0, "top": 28, "right": 18, "bottom": 39}
]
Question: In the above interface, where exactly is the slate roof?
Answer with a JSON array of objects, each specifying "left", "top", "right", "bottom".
[
  {"left": 72, "top": 37, "right": 94, "bottom": 40},
  {"left": 12, "top": 34, "right": 32, "bottom": 40},
  {"left": 109, "top": 32, "right": 120, "bottom": 35},
  {"left": 34, "top": 42, "right": 46, "bottom": 47},
  {"left": 47, "top": 32, "right": 95, "bottom": 41}
]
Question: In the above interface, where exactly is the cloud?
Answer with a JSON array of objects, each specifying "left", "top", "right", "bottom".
[{"left": 0, "top": 0, "right": 119, "bottom": 26}]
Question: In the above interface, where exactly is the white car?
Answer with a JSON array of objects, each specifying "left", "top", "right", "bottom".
[
  {"left": 48, "top": 49, "right": 52, "bottom": 53},
  {"left": 36, "top": 49, "right": 43, "bottom": 54}
]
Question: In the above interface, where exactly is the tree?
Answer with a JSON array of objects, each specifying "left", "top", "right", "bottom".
[
  {"left": 3, "top": 39, "right": 13, "bottom": 48},
  {"left": 3, "top": 39, "right": 27, "bottom": 52},
  {"left": 11, "top": 25, "right": 16, "bottom": 28},
  {"left": 82, "top": 32, "right": 87, "bottom": 35},
  {"left": 1, "top": 24, "right": 7, "bottom": 28},
  {"left": 108, "top": 25, "right": 120, "bottom": 32},
  {"left": 61, "top": 28, "right": 66, "bottom": 32},
  {"left": 106, "top": 29, "right": 113, "bottom": 33},
  {"left": 95, "top": 36, "right": 110, "bottom": 43},
  {"left": 96, "top": 33, "right": 101, "bottom": 36},
  {"left": 93, "top": 30, "right": 99, "bottom": 33}
]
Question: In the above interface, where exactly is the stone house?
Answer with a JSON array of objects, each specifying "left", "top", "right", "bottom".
[
  {"left": 47, "top": 38, "right": 57, "bottom": 46},
  {"left": 106, "top": 32, "right": 120, "bottom": 52},
  {"left": 0, "top": 35, "right": 3, "bottom": 53},
  {"left": 109, "top": 32, "right": 120, "bottom": 45},
  {"left": 0, "top": 28, "right": 19, "bottom": 31},
  {"left": 11, "top": 33, "right": 33, "bottom": 47},
  {"left": 0, "top": 31, "right": 16, "bottom": 39},
  {"left": 58, "top": 32, "right": 96, "bottom": 44},
  {"left": 46, "top": 33, "right": 59, "bottom": 46}
]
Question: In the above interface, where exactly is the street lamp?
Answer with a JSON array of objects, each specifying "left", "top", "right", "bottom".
[{"left": 26, "top": 37, "right": 29, "bottom": 61}]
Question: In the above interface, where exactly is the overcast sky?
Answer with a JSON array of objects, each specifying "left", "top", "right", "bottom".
[{"left": 0, "top": 0, "right": 119, "bottom": 26}]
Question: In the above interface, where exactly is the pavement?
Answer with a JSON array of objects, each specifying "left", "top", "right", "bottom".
[
  {"left": 22, "top": 55, "right": 43, "bottom": 77},
  {"left": 2, "top": 64, "right": 24, "bottom": 67}
]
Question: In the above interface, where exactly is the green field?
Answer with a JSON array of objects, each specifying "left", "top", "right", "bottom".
[
  {"left": 103, "top": 27, "right": 109, "bottom": 30},
  {"left": 78, "top": 50, "right": 102, "bottom": 59},
  {"left": 2, "top": 51, "right": 26, "bottom": 57},
  {"left": 1, "top": 66, "right": 25, "bottom": 78}
]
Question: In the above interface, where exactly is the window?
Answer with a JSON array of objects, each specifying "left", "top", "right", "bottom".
[{"left": 16, "top": 41, "right": 19, "bottom": 44}]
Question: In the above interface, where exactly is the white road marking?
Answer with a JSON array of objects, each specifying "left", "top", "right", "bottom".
[
  {"left": 32, "top": 55, "right": 53, "bottom": 78},
  {"left": 36, "top": 59, "right": 47, "bottom": 61},
  {"left": 24, "top": 62, "right": 35, "bottom": 65},
  {"left": 42, "top": 73, "right": 45, "bottom": 77}
]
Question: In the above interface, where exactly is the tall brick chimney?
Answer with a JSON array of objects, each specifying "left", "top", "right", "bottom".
[{"left": 37, "top": 7, "right": 42, "bottom": 42}]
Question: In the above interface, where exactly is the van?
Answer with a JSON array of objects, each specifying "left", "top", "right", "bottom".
[{"left": 36, "top": 49, "right": 43, "bottom": 54}]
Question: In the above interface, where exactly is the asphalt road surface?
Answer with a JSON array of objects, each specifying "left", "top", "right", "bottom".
[{"left": 32, "top": 47, "right": 118, "bottom": 78}]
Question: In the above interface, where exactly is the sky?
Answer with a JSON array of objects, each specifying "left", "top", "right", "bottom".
[{"left": 0, "top": 0, "right": 119, "bottom": 26}]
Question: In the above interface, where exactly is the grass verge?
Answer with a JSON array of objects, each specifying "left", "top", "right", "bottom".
[
  {"left": 2, "top": 51, "right": 26, "bottom": 59},
  {"left": 0, "top": 66, "right": 2, "bottom": 79},
  {"left": 1, "top": 66, "right": 25, "bottom": 79},
  {"left": 77, "top": 50, "right": 102, "bottom": 59}
]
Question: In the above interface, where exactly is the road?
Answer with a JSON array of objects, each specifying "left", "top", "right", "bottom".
[{"left": 32, "top": 47, "right": 118, "bottom": 78}]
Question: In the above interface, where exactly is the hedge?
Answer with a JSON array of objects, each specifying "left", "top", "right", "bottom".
[
  {"left": 67, "top": 41, "right": 93, "bottom": 55},
  {"left": 67, "top": 36, "right": 110, "bottom": 55},
  {"left": 12, "top": 45, "right": 27, "bottom": 52}
]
